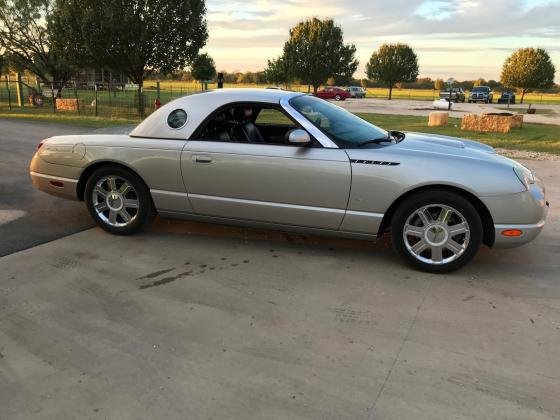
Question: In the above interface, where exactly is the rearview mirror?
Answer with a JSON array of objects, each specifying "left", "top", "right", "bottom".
[{"left": 288, "top": 129, "right": 311, "bottom": 145}]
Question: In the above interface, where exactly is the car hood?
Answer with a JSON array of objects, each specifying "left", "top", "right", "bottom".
[
  {"left": 346, "top": 132, "right": 499, "bottom": 162},
  {"left": 398, "top": 132, "right": 495, "bottom": 154}
]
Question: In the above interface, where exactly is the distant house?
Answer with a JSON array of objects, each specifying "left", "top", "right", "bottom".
[{"left": 72, "top": 67, "right": 128, "bottom": 90}]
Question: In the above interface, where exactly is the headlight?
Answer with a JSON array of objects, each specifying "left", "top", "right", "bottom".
[{"left": 513, "top": 165, "right": 535, "bottom": 190}]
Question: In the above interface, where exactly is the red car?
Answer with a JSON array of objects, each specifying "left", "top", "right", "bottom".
[{"left": 314, "top": 87, "right": 351, "bottom": 101}]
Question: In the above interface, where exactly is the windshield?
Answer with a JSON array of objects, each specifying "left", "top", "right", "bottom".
[
  {"left": 472, "top": 87, "right": 489, "bottom": 92},
  {"left": 290, "top": 95, "right": 388, "bottom": 148}
]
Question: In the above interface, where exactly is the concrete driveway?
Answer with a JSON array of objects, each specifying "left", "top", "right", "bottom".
[{"left": 1, "top": 155, "right": 559, "bottom": 419}]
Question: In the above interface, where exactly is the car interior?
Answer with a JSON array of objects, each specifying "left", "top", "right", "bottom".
[{"left": 198, "top": 105, "right": 313, "bottom": 146}]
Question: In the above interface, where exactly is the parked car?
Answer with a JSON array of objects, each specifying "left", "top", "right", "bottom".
[
  {"left": 346, "top": 86, "right": 367, "bottom": 98},
  {"left": 497, "top": 91, "right": 516, "bottom": 104},
  {"left": 439, "top": 87, "right": 465, "bottom": 102},
  {"left": 314, "top": 87, "right": 351, "bottom": 101},
  {"left": 30, "top": 89, "right": 548, "bottom": 273},
  {"left": 468, "top": 86, "right": 494, "bottom": 103}
]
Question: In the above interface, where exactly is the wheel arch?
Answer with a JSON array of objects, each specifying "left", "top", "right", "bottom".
[
  {"left": 378, "top": 184, "right": 495, "bottom": 247},
  {"left": 77, "top": 160, "right": 150, "bottom": 201}
]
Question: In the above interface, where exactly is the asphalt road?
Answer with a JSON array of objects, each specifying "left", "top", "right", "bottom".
[{"left": 0, "top": 119, "right": 133, "bottom": 257}]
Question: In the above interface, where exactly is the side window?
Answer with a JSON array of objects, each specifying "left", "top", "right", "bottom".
[
  {"left": 198, "top": 105, "right": 308, "bottom": 146},
  {"left": 255, "top": 108, "right": 297, "bottom": 127}
]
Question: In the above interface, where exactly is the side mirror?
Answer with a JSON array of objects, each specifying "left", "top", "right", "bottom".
[{"left": 288, "top": 129, "right": 311, "bottom": 145}]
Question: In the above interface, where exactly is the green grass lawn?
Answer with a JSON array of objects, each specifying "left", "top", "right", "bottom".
[
  {"left": 358, "top": 113, "right": 560, "bottom": 154},
  {"left": 1, "top": 107, "right": 558, "bottom": 154},
  {"left": 0, "top": 109, "right": 138, "bottom": 127}
]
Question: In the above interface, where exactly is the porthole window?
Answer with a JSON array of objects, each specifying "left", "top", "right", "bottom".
[{"left": 167, "top": 109, "right": 188, "bottom": 129}]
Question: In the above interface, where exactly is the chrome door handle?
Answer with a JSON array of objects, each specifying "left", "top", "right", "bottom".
[{"left": 194, "top": 155, "right": 212, "bottom": 164}]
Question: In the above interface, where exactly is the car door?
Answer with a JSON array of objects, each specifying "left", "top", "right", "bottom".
[{"left": 181, "top": 106, "right": 351, "bottom": 230}]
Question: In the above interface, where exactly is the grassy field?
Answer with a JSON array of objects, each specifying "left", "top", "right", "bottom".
[
  {"left": 147, "top": 80, "right": 560, "bottom": 104},
  {"left": 0, "top": 110, "right": 137, "bottom": 127},
  {"left": 358, "top": 113, "right": 560, "bottom": 154},
  {"left": 1, "top": 107, "right": 558, "bottom": 154}
]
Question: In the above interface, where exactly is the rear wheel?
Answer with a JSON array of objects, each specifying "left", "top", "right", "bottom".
[
  {"left": 391, "top": 190, "right": 482, "bottom": 273},
  {"left": 335, "top": 94, "right": 341, "bottom": 101},
  {"left": 84, "top": 166, "right": 155, "bottom": 235}
]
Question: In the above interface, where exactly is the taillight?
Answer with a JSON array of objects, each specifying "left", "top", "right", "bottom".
[{"left": 37, "top": 142, "right": 44, "bottom": 150}]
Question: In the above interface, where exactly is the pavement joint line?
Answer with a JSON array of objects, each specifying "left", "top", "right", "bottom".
[
  {"left": 366, "top": 276, "right": 434, "bottom": 420},
  {"left": 0, "top": 226, "right": 95, "bottom": 258}
]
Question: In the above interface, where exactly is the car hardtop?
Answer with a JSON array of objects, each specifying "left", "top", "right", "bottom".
[{"left": 130, "top": 88, "right": 304, "bottom": 140}]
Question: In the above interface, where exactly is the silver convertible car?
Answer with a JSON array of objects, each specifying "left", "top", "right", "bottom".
[{"left": 30, "top": 89, "right": 548, "bottom": 272}]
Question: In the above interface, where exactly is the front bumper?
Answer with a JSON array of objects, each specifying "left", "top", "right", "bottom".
[
  {"left": 493, "top": 219, "right": 547, "bottom": 248},
  {"left": 482, "top": 180, "right": 549, "bottom": 248}
]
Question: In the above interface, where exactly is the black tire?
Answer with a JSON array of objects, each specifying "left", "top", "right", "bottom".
[
  {"left": 335, "top": 94, "right": 341, "bottom": 101},
  {"left": 84, "top": 165, "right": 155, "bottom": 235},
  {"left": 390, "top": 190, "right": 483, "bottom": 273}
]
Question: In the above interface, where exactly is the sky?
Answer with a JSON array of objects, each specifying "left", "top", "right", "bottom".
[{"left": 204, "top": 0, "right": 560, "bottom": 82}]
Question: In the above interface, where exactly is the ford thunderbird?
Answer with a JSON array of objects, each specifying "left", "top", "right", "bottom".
[{"left": 30, "top": 89, "right": 548, "bottom": 272}]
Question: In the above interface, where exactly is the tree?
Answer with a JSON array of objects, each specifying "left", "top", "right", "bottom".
[
  {"left": 366, "top": 43, "right": 419, "bottom": 100},
  {"left": 500, "top": 48, "right": 556, "bottom": 104},
  {"left": 0, "top": 0, "right": 73, "bottom": 95},
  {"left": 52, "top": 0, "right": 207, "bottom": 114},
  {"left": 280, "top": 18, "right": 358, "bottom": 93},
  {"left": 191, "top": 53, "right": 216, "bottom": 90},
  {"left": 434, "top": 79, "right": 444, "bottom": 91},
  {"left": 263, "top": 57, "right": 289, "bottom": 87},
  {"left": 473, "top": 78, "right": 486, "bottom": 87}
]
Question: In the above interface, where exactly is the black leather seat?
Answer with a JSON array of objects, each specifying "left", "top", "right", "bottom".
[{"left": 231, "top": 108, "right": 265, "bottom": 143}]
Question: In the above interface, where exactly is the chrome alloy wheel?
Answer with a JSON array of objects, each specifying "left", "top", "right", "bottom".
[
  {"left": 92, "top": 176, "right": 139, "bottom": 227},
  {"left": 402, "top": 204, "right": 470, "bottom": 265}
]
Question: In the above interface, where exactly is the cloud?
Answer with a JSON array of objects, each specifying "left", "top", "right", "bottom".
[{"left": 205, "top": 0, "right": 560, "bottom": 80}]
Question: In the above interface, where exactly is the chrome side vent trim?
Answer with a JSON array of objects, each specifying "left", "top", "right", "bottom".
[{"left": 350, "top": 159, "right": 400, "bottom": 166}]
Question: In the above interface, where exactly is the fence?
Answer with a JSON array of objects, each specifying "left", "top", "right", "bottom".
[
  {"left": 0, "top": 78, "right": 205, "bottom": 120},
  {"left": 1, "top": 77, "right": 559, "bottom": 121}
]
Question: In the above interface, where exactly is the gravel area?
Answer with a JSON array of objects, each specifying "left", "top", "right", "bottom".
[{"left": 496, "top": 148, "right": 560, "bottom": 161}]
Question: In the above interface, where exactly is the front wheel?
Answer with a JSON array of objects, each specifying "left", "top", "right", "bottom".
[
  {"left": 85, "top": 166, "right": 155, "bottom": 235},
  {"left": 390, "top": 190, "right": 482, "bottom": 273},
  {"left": 335, "top": 94, "right": 341, "bottom": 101}
]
